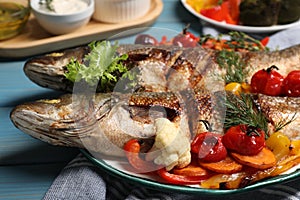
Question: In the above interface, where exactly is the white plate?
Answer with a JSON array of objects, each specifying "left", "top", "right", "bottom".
[
  {"left": 81, "top": 149, "right": 300, "bottom": 195},
  {"left": 181, "top": 0, "right": 300, "bottom": 33}
]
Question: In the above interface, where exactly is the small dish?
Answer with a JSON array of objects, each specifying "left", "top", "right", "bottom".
[
  {"left": 30, "top": 0, "right": 94, "bottom": 35},
  {"left": 0, "top": 0, "right": 30, "bottom": 40},
  {"left": 93, "top": 0, "right": 151, "bottom": 23}
]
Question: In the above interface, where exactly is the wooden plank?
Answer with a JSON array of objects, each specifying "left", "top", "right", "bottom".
[
  {"left": 0, "top": 163, "right": 67, "bottom": 200},
  {"left": 0, "top": 107, "right": 79, "bottom": 165}
]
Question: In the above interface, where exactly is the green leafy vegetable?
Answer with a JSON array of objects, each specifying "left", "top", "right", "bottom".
[{"left": 65, "top": 41, "right": 129, "bottom": 90}]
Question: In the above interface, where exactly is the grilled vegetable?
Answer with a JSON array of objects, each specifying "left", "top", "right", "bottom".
[
  {"left": 239, "top": 0, "right": 281, "bottom": 26},
  {"left": 282, "top": 70, "right": 300, "bottom": 97},
  {"left": 250, "top": 65, "right": 284, "bottom": 96},
  {"left": 222, "top": 124, "right": 266, "bottom": 156},
  {"left": 277, "top": 0, "right": 300, "bottom": 24},
  {"left": 191, "top": 132, "right": 227, "bottom": 162}
]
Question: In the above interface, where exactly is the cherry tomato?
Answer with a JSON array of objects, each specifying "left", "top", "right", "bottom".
[
  {"left": 282, "top": 70, "right": 300, "bottom": 97},
  {"left": 222, "top": 125, "right": 266, "bottom": 156},
  {"left": 134, "top": 34, "right": 158, "bottom": 45},
  {"left": 250, "top": 65, "right": 284, "bottom": 96},
  {"left": 191, "top": 132, "right": 227, "bottom": 162},
  {"left": 172, "top": 26, "right": 200, "bottom": 47}
]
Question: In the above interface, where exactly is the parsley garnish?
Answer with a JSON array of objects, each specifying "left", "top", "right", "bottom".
[{"left": 65, "top": 41, "right": 129, "bottom": 91}]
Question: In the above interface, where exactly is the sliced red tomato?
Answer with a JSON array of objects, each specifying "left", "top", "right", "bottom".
[
  {"left": 191, "top": 132, "right": 227, "bottom": 163},
  {"left": 250, "top": 65, "right": 284, "bottom": 96},
  {"left": 157, "top": 168, "right": 211, "bottom": 185},
  {"left": 282, "top": 70, "right": 300, "bottom": 97},
  {"left": 222, "top": 125, "right": 266, "bottom": 156}
]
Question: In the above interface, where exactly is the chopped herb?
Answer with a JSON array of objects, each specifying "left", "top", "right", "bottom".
[
  {"left": 64, "top": 41, "right": 129, "bottom": 91},
  {"left": 216, "top": 50, "right": 248, "bottom": 84},
  {"left": 39, "top": 0, "right": 55, "bottom": 12},
  {"left": 225, "top": 32, "right": 269, "bottom": 52}
]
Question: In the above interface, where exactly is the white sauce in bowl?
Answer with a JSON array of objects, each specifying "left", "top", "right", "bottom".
[{"left": 39, "top": 0, "right": 88, "bottom": 14}]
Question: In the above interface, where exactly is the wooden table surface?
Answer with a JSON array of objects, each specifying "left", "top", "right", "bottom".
[{"left": 0, "top": 0, "right": 203, "bottom": 199}]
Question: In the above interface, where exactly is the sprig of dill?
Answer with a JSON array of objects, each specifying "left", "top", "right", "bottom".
[{"left": 64, "top": 41, "right": 129, "bottom": 91}]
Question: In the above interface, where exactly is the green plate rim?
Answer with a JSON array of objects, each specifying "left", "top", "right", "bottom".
[{"left": 81, "top": 149, "right": 300, "bottom": 195}]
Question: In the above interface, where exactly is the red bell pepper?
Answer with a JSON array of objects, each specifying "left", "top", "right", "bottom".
[
  {"left": 157, "top": 168, "right": 211, "bottom": 185},
  {"left": 200, "top": 0, "right": 240, "bottom": 25},
  {"left": 200, "top": 4, "right": 224, "bottom": 22},
  {"left": 123, "top": 139, "right": 157, "bottom": 172},
  {"left": 260, "top": 37, "right": 270, "bottom": 47},
  {"left": 228, "top": 0, "right": 240, "bottom": 24}
]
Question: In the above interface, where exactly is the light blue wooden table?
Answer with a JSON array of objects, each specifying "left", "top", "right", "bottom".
[{"left": 0, "top": 0, "right": 202, "bottom": 199}]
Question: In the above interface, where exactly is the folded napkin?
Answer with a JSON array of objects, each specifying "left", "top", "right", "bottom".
[{"left": 43, "top": 26, "right": 300, "bottom": 200}]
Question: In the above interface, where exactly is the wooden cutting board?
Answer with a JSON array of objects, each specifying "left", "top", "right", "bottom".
[{"left": 0, "top": 0, "right": 163, "bottom": 58}]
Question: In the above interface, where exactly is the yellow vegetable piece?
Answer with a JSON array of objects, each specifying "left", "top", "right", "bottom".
[
  {"left": 225, "top": 82, "right": 242, "bottom": 95},
  {"left": 200, "top": 172, "right": 247, "bottom": 189},
  {"left": 186, "top": 0, "right": 219, "bottom": 12},
  {"left": 266, "top": 131, "right": 291, "bottom": 161},
  {"left": 290, "top": 140, "right": 300, "bottom": 156},
  {"left": 241, "top": 82, "right": 252, "bottom": 93}
]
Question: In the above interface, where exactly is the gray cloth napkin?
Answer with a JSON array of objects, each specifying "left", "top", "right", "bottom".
[{"left": 43, "top": 27, "right": 300, "bottom": 200}]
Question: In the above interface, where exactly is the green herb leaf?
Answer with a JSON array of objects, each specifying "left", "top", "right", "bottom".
[
  {"left": 216, "top": 50, "right": 249, "bottom": 84},
  {"left": 64, "top": 41, "right": 129, "bottom": 90}
]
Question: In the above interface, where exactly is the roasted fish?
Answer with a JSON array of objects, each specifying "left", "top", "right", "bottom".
[
  {"left": 14, "top": 43, "right": 300, "bottom": 151},
  {"left": 10, "top": 89, "right": 218, "bottom": 157},
  {"left": 10, "top": 88, "right": 300, "bottom": 157},
  {"left": 23, "top": 44, "right": 300, "bottom": 93}
]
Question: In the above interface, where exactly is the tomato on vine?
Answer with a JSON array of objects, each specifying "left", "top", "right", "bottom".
[
  {"left": 222, "top": 124, "right": 266, "bottom": 156},
  {"left": 191, "top": 132, "right": 227, "bottom": 163},
  {"left": 250, "top": 65, "right": 284, "bottom": 96}
]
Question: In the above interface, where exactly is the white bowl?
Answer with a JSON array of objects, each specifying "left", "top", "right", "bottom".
[
  {"left": 93, "top": 0, "right": 151, "bottom": 23},
  {"left": 30, "top": 0, "right": 94, "bottom": 35}
]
